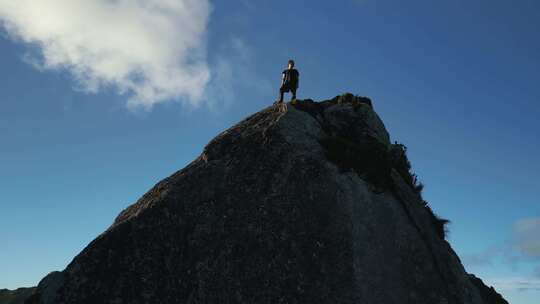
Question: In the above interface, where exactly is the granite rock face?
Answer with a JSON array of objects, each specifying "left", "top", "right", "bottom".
[{"left": 26, "top": 94, "right": 507, "bottom": 304}]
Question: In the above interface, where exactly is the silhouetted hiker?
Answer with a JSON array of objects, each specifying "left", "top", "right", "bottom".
[{"left": 276, "top": 59, "right": 299, "bottom": 104}]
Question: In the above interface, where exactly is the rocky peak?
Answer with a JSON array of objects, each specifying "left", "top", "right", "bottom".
[{"left": 23, "top": 94, "right": 507, "bottom": 304}]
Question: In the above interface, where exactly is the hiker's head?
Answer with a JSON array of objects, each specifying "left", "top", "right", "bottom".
[{"left": 288, "top": 59, "right": 295, "bottom": 69}]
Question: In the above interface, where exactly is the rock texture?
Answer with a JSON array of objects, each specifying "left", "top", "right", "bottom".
[
  {"left": 25, "top": 94, "right": 508, "bottom": 303},
  {"left": 0, "top": 288, "right": 36, "bottom": 304}
]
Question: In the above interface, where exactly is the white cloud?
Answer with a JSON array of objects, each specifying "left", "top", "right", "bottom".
[{"left": 0, "top": 0, "right": 211, "bottom": 109}]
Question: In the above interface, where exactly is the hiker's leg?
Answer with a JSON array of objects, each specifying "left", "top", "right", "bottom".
[
  {"left": 279, "top": 87, "right": 285, "bottom": 102},
  {"left": 277, "top": 87, "right": 285, "bottom": 103},
  {"left": 291, "top": 88, "right": 297, "bottom": 100}
]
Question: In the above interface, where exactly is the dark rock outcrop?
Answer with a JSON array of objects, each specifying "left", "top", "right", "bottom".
[
  {"left": 0, "top": 287, "right": 36, "bottom": 304},
  {"left": 468, "top": 274, "right": 509, "bottom": 304},
  {"left": 26, "top": 94, "right": 508, "bottom": 303}
]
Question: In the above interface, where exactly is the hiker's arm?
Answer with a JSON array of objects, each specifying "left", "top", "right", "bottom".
[{"left": 280, "top": 72, "right": 285, "bottom": 86}]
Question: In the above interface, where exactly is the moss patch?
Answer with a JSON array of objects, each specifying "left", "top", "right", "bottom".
[
  {"left": 421, "top": 200, "right": 451, "bottom": 240},
  {"left": 330, "top": 93, "right": 373, "bottom": 109}
]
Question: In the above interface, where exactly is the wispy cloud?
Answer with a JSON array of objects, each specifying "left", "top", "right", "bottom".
[
  {"left": 0, "top": 0, "right": 211, "bottom": 109},
  {"left": 487, "top": 277, "right": 540, "bottom": 292},
  {"left": 204, "top": 36, "right": 271, "bottom": 111},
  {"left": 463, "top": 217, "right": 540, "bottom": 267},
  {"left": 535, "top": 267, "right": 540, "bottom": 279},
  {"left": 514, "top": 218, "right": 540, "bottom": 258},
  {"left": 463, "top": 217, "right": 540, "bottom": 292}
]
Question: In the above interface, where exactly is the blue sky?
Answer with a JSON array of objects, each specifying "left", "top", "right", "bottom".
[{"left": 1, "top": 0, "right": 539, "bottom": 302}]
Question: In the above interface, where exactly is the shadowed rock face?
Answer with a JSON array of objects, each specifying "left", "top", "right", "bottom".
[
  {"left": 468, "top": 275, "right": 509, "bottom": 304},
  {"left": 0, "top": 288, "right": 36, "bottom": 304},
  {"left": 25, "top": 94, "right": 508, "bottom": 304}
]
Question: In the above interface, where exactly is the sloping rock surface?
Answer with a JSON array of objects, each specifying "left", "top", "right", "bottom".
[
  {"left": 26, "top": 94, "right": 507, "bottom": 304},
  {"left": 468, "top": 274, "right": 509, "bottom": 304}
]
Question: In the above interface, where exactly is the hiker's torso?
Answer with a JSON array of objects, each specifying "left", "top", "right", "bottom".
[{"left": 282, "top": 68, "right": 299, "bottom": 87}]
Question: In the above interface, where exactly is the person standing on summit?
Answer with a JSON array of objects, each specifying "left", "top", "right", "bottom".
[{"left": 277, "top": 59, "right": 300, "bottom": 103}]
